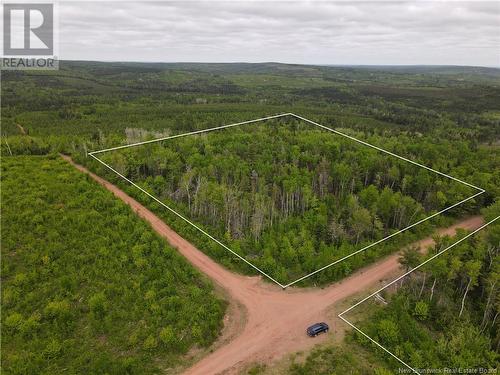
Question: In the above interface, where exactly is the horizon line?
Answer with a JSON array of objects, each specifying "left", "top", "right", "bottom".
[{"left": 58, "top": 59, "right": 500, "bottom": 69}]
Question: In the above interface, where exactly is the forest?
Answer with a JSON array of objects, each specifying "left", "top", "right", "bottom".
[
  {"left": 1, "top": 61, "right": 499, "bottom": 374},
  {"left": 1, "top": 156, "right": 225, "bottom": 374}
]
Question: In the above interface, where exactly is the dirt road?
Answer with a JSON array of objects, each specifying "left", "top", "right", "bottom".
[{"left": 62, "top": 155, "right": 484, "bottom": 375}]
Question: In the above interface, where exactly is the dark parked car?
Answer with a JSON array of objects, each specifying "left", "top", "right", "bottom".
[{"left": 307, "top": 322, "right": 329, "bottom": 337}]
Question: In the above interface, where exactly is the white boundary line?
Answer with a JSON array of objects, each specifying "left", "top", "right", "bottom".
[
  {"left": 283, "top": 191, "right": 484, "bottom": 288},
  {"left": 290, "top": 114, "right": 484, "bottom": 192},
  {"left": 338, "top": 215, "right": 499, "bottom": 374},
  {"left": 89, "top": 113, "right": 485, "bottom": 288}
]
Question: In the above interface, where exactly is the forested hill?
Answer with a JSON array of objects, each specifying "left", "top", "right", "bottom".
[
  {"left": 2, "top": 61, "right": 499, "bottom": 285},
  {"left": 2, "top": 61, "right": 500, "bottom": 142}
]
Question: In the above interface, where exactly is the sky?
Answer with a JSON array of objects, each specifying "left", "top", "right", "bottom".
[{"left": 58, "top": 1, "right": 500, "bottom": 66}]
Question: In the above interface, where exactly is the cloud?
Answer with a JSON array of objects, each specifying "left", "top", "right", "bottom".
[{"left": 59, "top": 1, "right": 500, "bottom": 66}]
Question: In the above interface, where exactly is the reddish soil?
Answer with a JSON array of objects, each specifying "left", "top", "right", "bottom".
[{"left": 62, "top": 155, "right": 484, "bottom": 375}]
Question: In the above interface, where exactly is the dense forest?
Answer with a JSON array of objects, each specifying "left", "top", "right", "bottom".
[
  {"left": 1, "top": 156, "right": 225, "bottom": 374},
  {"left": 97, "top": 116, "right": 488, "bottom": 284},
  {"left": 1, "top": 61, "right": 499, "bottom": 373},
  {"left": 2, "top": 62, "right": 500, "bottom": 147}
]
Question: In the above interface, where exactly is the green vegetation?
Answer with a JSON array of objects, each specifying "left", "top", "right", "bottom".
[
  {"left": 1, "top": 61, "right": 499, "bottom": 372},
  {"left": 1, "top": 156, "right": 225, "bottom": 374},
  {"left": 289, "top": 341, "right": 391, "bottom": 375}
]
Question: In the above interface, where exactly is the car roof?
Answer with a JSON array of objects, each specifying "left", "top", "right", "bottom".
[{"left": 309, "top": 322, "right": 327, "bottom": 329}]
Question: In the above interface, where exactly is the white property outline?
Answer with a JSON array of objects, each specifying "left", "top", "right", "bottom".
[
  {"left": 338, "top": 215, "right": 500, "bottom": 374},
  {"left": 89, "top": 113, "right": 485, "bottom": 289}
]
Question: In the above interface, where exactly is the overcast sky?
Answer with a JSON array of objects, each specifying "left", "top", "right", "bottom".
[{"left": 59, "top": 1, "right": 500, "bottom": 66}]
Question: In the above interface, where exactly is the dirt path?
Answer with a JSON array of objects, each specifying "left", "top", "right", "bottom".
[{"left": 62, "top": 155, "right": 484, "bottom": 375}]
